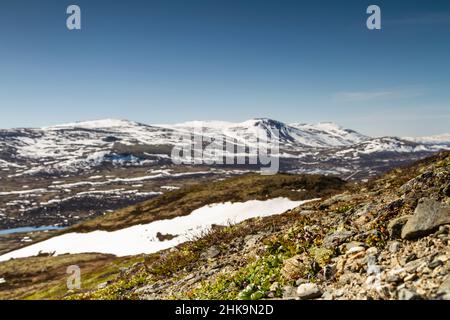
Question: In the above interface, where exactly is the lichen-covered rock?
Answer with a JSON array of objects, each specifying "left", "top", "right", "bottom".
[{"left": 401, "top": 198, "right": 450, "bottom": 239}]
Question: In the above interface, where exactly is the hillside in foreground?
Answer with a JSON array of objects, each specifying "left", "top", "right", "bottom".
[
  {"left": 0, "top": 151, "right": 449, "bottom": 300},
  {"left": 74, "top": 151, "right": 449, "bottom": 300}
]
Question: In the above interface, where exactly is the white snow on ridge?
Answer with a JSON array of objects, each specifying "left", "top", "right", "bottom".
[
  {"left": 0, "top": 197, "right": 318, "bottom": 261},
  {"left": 1, "top": 118, "right": 448, "bottom": 175},
  {"left": 404, "top": 133, "right": 450, "bottom": 146},
  {"left": 44, "top": 119, "right": 140, "bottom": 130}
]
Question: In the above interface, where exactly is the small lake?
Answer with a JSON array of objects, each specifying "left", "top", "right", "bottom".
[{"left": 0, "top": 226, "right": 64, "bottom": 236}]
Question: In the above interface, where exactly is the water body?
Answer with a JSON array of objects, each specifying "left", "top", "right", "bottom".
[{"left": 0, "top": 226, "right": 64, "bottom": 236}]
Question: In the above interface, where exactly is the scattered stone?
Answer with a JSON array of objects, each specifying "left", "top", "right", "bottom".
[
  {"left": 366, "top": 247, "right": 378, "bottom": 256},
  {"left": 428, "top": 258, "right": 443, "bottom": 269},
  {"left": 0, "top": 278, "right": 5, "bottom": 285},
  {"left": 404, "top": 273, "right": 418, "bottom": 282},
  {"left": 201, "top": 246, "right": 220, "bottom": 259},
  {"left": 437, "top": 275, "right": 450, "bottom": 299},
  {"left": 243, "top": 235, "right": 260, "bottom": 249},
  {"left": 401, "top": 198, "right": 450, "bottom": 240},
  {"left": 387, "top": 216, "right": 411, "bottom": 239},
  {"left": 282, "top": 286, "right": 297, "bottom": 299},
  {"left": 97, "top": 282, "right": 108, "bottom": 289},
  {"left": 386, "top": 274, "right": 402, "bottom": 284},
  {"left": 403, "top": 258, "right": 426, "bottom": 273},
  {"left": 346, "top": 246, "right": 365, "bottom": 255},
  {"left": 334, "top": 288, "right": 345, "bottom": 297},
  {"left": 323, "top": 230, "right": 353, "bottom": 248},
  {"left": 398, "top": 288, "right": 421, "bottom": 300},
  {"left": 345, "top": 241, "right": 366, "bottom": 251},
  {"left": 388, "top": 241, "right": 402, "bottom": 253},
  {"left": 296, "top": 283, "right": 322, "bottom": 300},
  {"left": 321, "top": 291, "right": 334, "bottom": 300}
]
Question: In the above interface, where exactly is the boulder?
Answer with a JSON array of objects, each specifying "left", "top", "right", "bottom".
[
  {"left": 296, "top": 283, "right": 322, "bottom": 300},
  {"left": 398, "top": 288, "right": 421, "bottom": 300},
  {"left": 401, "top": 198, "right": 450, "bottom": 240},
  {"left": 387, "top": 216, "right": 412, "bottom": 239}
]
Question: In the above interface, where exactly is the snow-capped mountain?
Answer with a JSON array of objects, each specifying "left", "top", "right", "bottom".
[
  {"left": 165, "top": 119, "right": 368, "bottom": 148},
  {"left": 403, "top": 134, "right": 450, "bottom": 146},
  {"left": 0, "top": 118, "right": 447, "bottom": 175},
  {"left": 0, "top": 118, "right": 447, "bottom": 230}
]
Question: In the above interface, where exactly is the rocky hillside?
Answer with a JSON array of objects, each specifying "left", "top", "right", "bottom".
[{"left": 70, "top": 151, "right": 449, "bottom": 300}]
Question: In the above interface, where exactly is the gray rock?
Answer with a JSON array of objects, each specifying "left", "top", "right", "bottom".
[
  {"left": 296, "top": 283, "right": 322, "bottom": 300},
  {"left": 401, "top": 198, "right": 450, "bottom": 239},
  {"left": 243, "top": 235, "right": 260, "bottom": 249},
  {"left": 387, "top": 216, "right": 411, "bottom": 239},
  {"left": 319, "top": 193, "right": 355, "bottom": 209},
  {"left": 282, "top": 285, "right": 297, "bottom": 299},
  {"left": 388, "top": 241, "right": 402, "bottom": 253},
  {"left": 437, "top": 275, "right": 450, "bottom": 299},
  {"left": 344, "top": 241, "right": 367, "bottom": 251},
  {"left": 134, "top": 283, "right": 160, "bottom": 294},
  {"left": 398, "top": 288, "right": 421, "bottom": 300},
  {"left": 428, "top": 258, "right": 443, "bottom": 269},
  {"left": 321, "top": 291, "right": 334, "bottom": 300},
  {"left": 403, "top": 258, "right": 426, "bottom": 273},
  {"left": 202, "top": 246, "right": 221, "bottom": 259},
  {"left": 346, "top": 246, "right": 366, "bottom": 255},
  {"left": 386, "top": 274, "right": 402, "bottom": 283},
  {"left": 323, "top": 230, "right": 353, "bottom": 248}
]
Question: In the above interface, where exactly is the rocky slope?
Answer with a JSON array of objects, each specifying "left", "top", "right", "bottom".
[{"left": 69, "top": 151, "right": 450, "bottom": 300}]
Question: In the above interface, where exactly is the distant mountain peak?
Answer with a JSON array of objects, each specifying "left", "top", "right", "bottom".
[{"left": 44, "top": 119, "right": 142, "bottom": 130}]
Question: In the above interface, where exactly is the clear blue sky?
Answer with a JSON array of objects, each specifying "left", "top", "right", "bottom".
[{"left": 0, "top": 0, "right": 449, "bottom": 136}]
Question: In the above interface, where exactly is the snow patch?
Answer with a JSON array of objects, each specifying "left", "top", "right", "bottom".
[{"left": 0, "top": 197, "right": 318, "bottom": 260}]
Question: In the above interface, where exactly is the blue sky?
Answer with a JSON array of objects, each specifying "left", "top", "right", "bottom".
[{"left": 0, "top": 0, "right": 449, "bottom": 136}]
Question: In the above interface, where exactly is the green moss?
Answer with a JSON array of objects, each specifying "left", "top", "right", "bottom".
[
  {"left": 336, "top": 204, "right": 353, "bottom": 214},
  {"left": 308, "top": 247, "right": 333, "bottom": 267},
  {"left": 183, "top": 253, "right": 285, "bottom": 300}
]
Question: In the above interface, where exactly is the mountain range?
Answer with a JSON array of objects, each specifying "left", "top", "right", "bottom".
[
  {"left": 1, "top": 118, "right": 448, "bottom": 176},
  {"left": 0, "top": 118, "right": 448, "bottom": 230}
]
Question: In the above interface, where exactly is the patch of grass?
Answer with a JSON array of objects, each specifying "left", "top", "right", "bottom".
[
  {"left": 181, "top": 217, "right": 333, "bottom": 300},
  {"left": 182, "top": 253, "right": 285, "bottom": 300},
  {"left": 71, "top": 267, "right": 149, "bottom": 300},
  {"left": 335, "top": 204, "right": 353, "bottom": 214}
]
